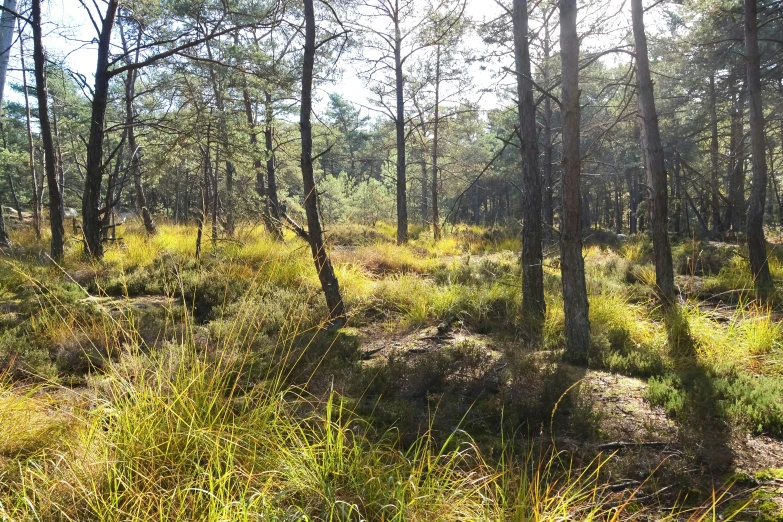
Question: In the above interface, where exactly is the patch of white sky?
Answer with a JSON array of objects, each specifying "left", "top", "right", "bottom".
[{"left": 5, "top": 0, "right": 679, "bottom": 121}]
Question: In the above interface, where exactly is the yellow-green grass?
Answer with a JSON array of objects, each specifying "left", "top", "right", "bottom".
[{"left": 0, "top": 343, "right": 741, "bottom": 521}]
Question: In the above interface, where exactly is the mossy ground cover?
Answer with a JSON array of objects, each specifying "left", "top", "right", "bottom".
[{"left": 0, "top": 220, "right": 780, "bottom": 520}]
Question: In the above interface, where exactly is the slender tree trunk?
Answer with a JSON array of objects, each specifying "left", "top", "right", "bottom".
[
  {"left": 394, "top": 27, "right": 408, "bottom": 244},
  {"left": 614, "top": 179, "right": 622, "bottom": 234},
  {"left": 101, "top": 139, "right": 122, "bottom": 241},
  {"left": 0, "top": 0, "right": 17, "bottom": 110},
  {"left": 7, "top": 173, "right": 20, "bottom": 221},
  {"left": 173, "top": 165, "right": 180, "bottom": 224},
  {"left": 31, "top": 0, "right": 64, "bottom": 259},
  {"left": 542, "top": 16, "right": 554, "bottom": 232},
  {"left": 52, "top": 105, "right": 65, "bottom": 221},
  {"left": 709, "top": 74, "right": 722, "bottom": 238},
  {"left": 673, "top": 152, "right": 683, "bottom": 236},
  {"left": 726, "top": 87, "right": 746, "bottom": 233},
  {"left": 420, "top": 158, "right": 428, "bottom": 224},
  {"left": 744, "top": 0, "right": 773, "bottom": 298},
  {"left": 513, "top": 0, "right": 545, "bottom": 339},
  {"left": 632, "top": 0, "right": 675, "bottom": 306},
  {"left": 243, "top": 86, "right": 276, "bottom": 236},
  {"left": 626, "top": 168, "right": 637, "bottom": 234},
  {"left": 264, "top": 91, "right": 283, "bottom": 240},
  {"left": 121, "top": 28, "right": 156, "bottom": 236},
  {"left": 301, "top": 0, "right": 345, "bottom": 325},
  {"left": 0, "top": 0, "right": 16, "bottom": 250},
  {"left": 432, "top": 44, "right": 441, "bottom": 241},
  {"left": 20, "top": 26, "right": 41, "bottom": 239},
  {"left": 0, "top": 201, "right": 8, "bottom": 247},
  {"left": 82, "top": 0, "right": 119, "bottom": 259},
  {"left": 559, "top": 0, "right": 590, "bottom": 363},
  {"left": 211, "top": 144, "right": 219, "bottom": 249}
]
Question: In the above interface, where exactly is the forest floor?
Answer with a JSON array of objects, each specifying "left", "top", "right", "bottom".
[{"left": 0, "top": 220, "right": 782, "bottom": 520}]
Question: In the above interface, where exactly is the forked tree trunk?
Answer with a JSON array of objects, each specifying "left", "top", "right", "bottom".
[
  {"left": 82, "top": 0, "right": 119, "bottom": 259},
  {"left": 301, "top": 0, "right": 345, "bottom": 326},
  {"left": 744, "top": 0, "right": 773, "bottom": 298},
  {"left": 632, "top": 0, "right": 675, "bottom": 306},
  {"left": 513, "top": 0, "right": 545, "bottom": 339},
  {"left": 559, "top": 0, "right": 590, "bottom": 363},
  {"left": 31, "top": 0, "right": 64, "bottom": 259}
]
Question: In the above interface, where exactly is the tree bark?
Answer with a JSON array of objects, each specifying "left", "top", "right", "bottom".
[
  {"left": 632, "top": 0, "right": 675, "bottom": 306},
  {"left": 513, "top": 0, "right": 545, "bottom": 339},
  {"left": 7, "top": 173, "right": 21, "bottom": 221},
  {"left": 726, "top": 86, "right": 746, "bottom": 234},
  {"left": 673, "top": 151, "right": 682, "bottom": 236},
  {"left": 394, "top": 22, "right": 408, "bottom": 244},
  {"left": 31, "top": 0, "right": 64, "bottom": 259},
  {"left": 626, "top": 168, "right": 638, "bottom": 234},
  {"left": 709, "top": 74, "right": 722, "bottom": 238},
  {"left": 0, "top": 201, "right": 8, "bottom": 247},
  {"left": 52, "top": 105, "right": 65, "bottom": 222},
  {"left": 301, "top": 0, "right": 345, "bottom": 326},
  {"left": 559, "top": 0, "right": 590, "bottom": 363},
  {"left": 121, "top": 28, "right": 156, "bottom": 236},
  {"left": 432, "top": 44, "right": 441, "bottom": 241},
  {"left": 0, "top": 0, "right": 16, "bottom": 109},
  {"left": 264, "top": 91, "right": 283, "bottom": 239},
  {"left": 20, "top": 24, "right": 41, "bottom": 239},
  {"left": 82, "top": 0, "right": 119, "bottom": 259},
  {"left": 541, "top": 15, "right": 555, "bottom": 232},
  {"left": 744, "top": 0, "right": 773, "bottom": 298}
]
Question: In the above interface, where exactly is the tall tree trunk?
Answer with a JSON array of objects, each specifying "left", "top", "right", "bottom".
[
  {"left": 52, "top": 105, "right": 65, "bottom": 221},
  {"left": 744, "top": 0, "right": 773, "bottom": 298},
  {"left": 513, "top": 0, "right": 545, "bottom": 339},
  {"left": 541, "top": 15, "right": 555, "bottom": 232},
  {"left": 0, "top": 0, "right": 16, "bottom": 109},
  {"left": 264, "top": 91, "right": 283, "bottom": 239},
  {"left": 121, "top": 28, "right": 156, "bottom": 236},
  {"left": 20, "top": 25, "right": 41, "bottom": 239},
  {"left": 709, "top": 74, "right": 722, "bottom": 238},
  {"left": 31, "top": 0, "right": 64, "bottom": 259},
  {"left": 726, "top": 87, "right": 746, "bottom": 233},
  {"left": 0, "top": 28, "right": 18, "bottom": 245},
  {"left": 301, "top": 0, "right": 345, "bottom": 326},
  {"left": 242, "top": 86, "right": 275, "bottom": 235},
  {"left": 559, "top": 0, "right": 590, "bottom": 363},
  {"left": 82, "top": 0, "right": 119, "bottom": 259},
  {"left": 0, "top": 0, "right": 16, "bottom": 248},
  {"left": 394, "top": 27, "right": 408, "bottom": 244},
  {"left": 432, "top": 44, "right": 441, "bottom": 241},
  {"left": 632, "top": 0, "right": 675, "bottom": 306}
]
